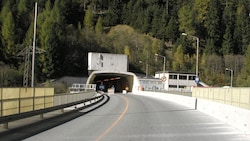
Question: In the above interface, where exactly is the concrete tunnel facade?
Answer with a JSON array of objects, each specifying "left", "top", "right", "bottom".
[{"left": 86, "top": 71, "right": 141, "bottom": 93}]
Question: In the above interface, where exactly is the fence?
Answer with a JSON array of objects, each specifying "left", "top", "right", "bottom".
[
  {"left": 69, "top": 83, "right": 96, "bottom": 93},
  {"left": 0, "top": 86, "right": 96, "bottom": 116}
]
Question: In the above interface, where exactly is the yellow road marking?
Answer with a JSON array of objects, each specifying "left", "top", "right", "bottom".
[{"left": 95, "top": 95, "right": 129, "bottom": 141}]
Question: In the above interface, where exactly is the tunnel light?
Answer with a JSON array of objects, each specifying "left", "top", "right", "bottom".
[{"left": 104, "top": 79, "right": 109, "bottom": 81}]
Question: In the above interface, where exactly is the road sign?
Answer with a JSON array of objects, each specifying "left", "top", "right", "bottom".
[
  {"left": 195, "top": 76, "right": 200, "bottom": 83},
  {"left": 161, "top": 76, "right": 166, "bottom": 82}
]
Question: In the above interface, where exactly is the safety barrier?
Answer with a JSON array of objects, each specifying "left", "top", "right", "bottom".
[
  {"left": 192, "top": 87, "right": 250, "bottom": 110},
  {"left": 0, "top": 87, "right": 97, "bottom": 117},
  {"left": 69, "top": 84, "right": 96, "bottom": 93},
  {"left": 0, "top": 88, "right": 54, "bottom": 116},
  {"left": 0, "top": 93, "right": 104, "bottom": 129},
  {"left": 136, "top": 90, "right": 250, "bottom": 135}
]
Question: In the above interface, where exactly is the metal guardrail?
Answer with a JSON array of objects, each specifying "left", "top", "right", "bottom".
[
  {"left": 0, "top": 94, "right": 104, "bottom": 129},
  {"left": 69, "top": 84, "right": 96, "bottom": 93}
]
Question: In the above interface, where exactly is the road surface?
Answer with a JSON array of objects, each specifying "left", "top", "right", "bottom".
[{"left": 23, "top": 94, "right": 249, "bottom": 141}]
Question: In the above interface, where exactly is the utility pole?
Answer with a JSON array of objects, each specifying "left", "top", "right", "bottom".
[
  {"left": 31, "top": 2, "right": 38, "bottom": 87},
  {"left": 17, "top": 2, "right": 45, "bottom": 87}
]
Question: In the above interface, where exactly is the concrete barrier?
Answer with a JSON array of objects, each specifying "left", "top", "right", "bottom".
[
  {"left": 192, "top": 87, "right": 250, "bottom": 110},
  {"left": 197, "top": 98, "right": 250, "bottom": 135},
  {"left": 136, "top": 91, "right": 196, "bottom": 109},
  {"left": 135, "top": 91, "right": 250, "bottom": 135},
  {"left": 0, "top": 88, "right": 54, "bottom": 116}
]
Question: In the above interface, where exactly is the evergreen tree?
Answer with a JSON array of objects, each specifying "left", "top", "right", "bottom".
[
  {"left": 165, "top": 17, "right": 179, "bottom": 43},
  {"left": 37, "top": 0, "right": 65, "bottom": 79},
  {"left": 51, "top": 0, "right": 67, "bottom": 77},
  {"left": 178, "top": 2, "right": 195, "bottom": 34},
  {"left": 151, "top": 5, "right": 162, "bottom": 38},
  {"left": 204, "top": 0, "right": 221, "bottom": 54},
  {"left": 234, "top": 0, "right": 250, "bottom": 54},
  {"left": 222, "top": 25, "right": 234, "bottom": 55},
  {"left": 16, "top": 0, "right": 31, "bottom": 44},
  {"left": 84, "top": 5, "right": 94, "bottom": 29},
  {"left": 103, "top": 0, "right": 122, "bottom": 26},
  {"left": 157, "top": 10, "right": 168, "bottom": 40},
  {"left": 221, "top": 1, "right": 235, "bottom": 55},
  {"left": 141, "top": 8, "right": 151, "bottom": 33},
  {"left": 95, "top": 16, "right": 103, "bottom": 34},
  {"left": 1, "top": 11, "right": 15, "bottom": 56},
  {"left": 0, "top": 1, "right": 11, "bottom": 22}
]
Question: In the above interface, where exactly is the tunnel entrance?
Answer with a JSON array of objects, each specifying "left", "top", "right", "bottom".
[{"left": 87, "top": 72, "right": 134, "bottom": 93}]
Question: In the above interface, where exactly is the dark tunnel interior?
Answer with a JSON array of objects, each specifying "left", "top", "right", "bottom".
[{"left": 90, "top": 73, "right": 134, "bottom": 93}]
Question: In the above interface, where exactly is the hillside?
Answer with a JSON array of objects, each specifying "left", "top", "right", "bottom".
[{"left": 0, "top": 0, "right": 250, "bottom": 87}]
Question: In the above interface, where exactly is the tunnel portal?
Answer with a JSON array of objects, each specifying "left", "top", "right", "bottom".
[{"left": 86, "top": 71, "right": 140, "bottom": 93}]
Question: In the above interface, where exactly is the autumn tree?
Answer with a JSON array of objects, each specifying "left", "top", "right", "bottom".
[
  {"left": 237, "top": 45, "right": 250, "bottom": 86},
  {"left": 173, "top": 45, "right": 184, "bottom": 71}
]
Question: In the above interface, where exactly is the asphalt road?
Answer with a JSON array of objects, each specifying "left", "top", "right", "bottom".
[{"left": 24, "top": 94, "right": 249, "bottom": 141}]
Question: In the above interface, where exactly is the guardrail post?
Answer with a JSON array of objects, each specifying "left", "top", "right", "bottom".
[
  {"left": 3, "top": 122, "right": 8, "bottom": 129},
  {"left": 40, "top": 114, "right": 44, "bottom": 119},
  {"left": 195, "top": 98, "right": 197, "bottom": 110}
]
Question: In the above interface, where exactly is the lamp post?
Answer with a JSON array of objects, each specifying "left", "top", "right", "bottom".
[
  {"left": 155, "top": 53, "right": 166, "bottom": 91},
  {"left": 139, "top": 61, "right": 148, "bottom": 78},
  {"left": 226, "top": 68, "right": 233, "bottom": 87},
  {"left": 155, "top": 54, "right": 166, "bottom": 77},
  {"left": 182, "top": 33, "right": 199, "bottom": 81}
]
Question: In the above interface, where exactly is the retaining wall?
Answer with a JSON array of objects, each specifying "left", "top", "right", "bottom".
[{"left": 135, "top": 91, "right": 250, "bottom": 135}]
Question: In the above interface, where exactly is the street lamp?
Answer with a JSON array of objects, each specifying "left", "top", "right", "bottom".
[
  {"left": 155, "top": 53, "right": 166, "bottom": 77},
  {"left": 226, "top": 68, "right": 233, "bottom": 87},
  {"left": 182, "top": 33, "right": 199, "bottom": 80},
  {"left": 155, "top": 53, "right": 166, "bottom": 91},
  {"left": 139, "top": 61, "right": 148, "bottom": 78}
]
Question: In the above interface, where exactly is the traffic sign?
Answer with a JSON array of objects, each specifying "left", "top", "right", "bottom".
[
  {"left": 195, "top": 76, "right": 200, "bottom": 83},
  {"left": 161, "top": 76, "right": 166, "bottom": 82}
]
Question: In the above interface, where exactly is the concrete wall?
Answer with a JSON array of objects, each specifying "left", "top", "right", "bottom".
[
  {"left": 135, "top": 91, "right": 196, "bottom": 110},
  {"left": 53, "top": 91, "right": 96, "bottom": 106},
  {"left": 0, "top": 88, "right": 54, "bottom": 116},
  {"left": 192, "top": 87, "right": 250, "bottom": 110},
  {"left": 88, "top": 52, "right": 128, "bottom": 72},
  {"left": 135, "top": 91, "right": 250, "bottom": 135},
  {"left": 196, "top": 98, "right": 250, "bottom": 135}
]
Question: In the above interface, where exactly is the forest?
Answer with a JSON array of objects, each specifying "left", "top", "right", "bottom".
[{"left": 0, "top": 0, "right": 250, "bottom": 87}]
